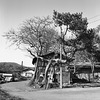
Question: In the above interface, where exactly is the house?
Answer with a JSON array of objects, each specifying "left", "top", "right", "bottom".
[
  {"left": 21, "top": 68, "right": 35, "bottom": 78},
  {"left": 0, "top": 73, "right": 13, "bottom": 82},
  {"left": 0, "top": 62, "right": 35, "bottom": 81},
  {"left": 31, "top": 52, "right": 73, "bottom": 88}
]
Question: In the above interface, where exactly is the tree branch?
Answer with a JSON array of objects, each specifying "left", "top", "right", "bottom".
[{"left": 27, "top": 49, "right": 36, "bottom": 57}]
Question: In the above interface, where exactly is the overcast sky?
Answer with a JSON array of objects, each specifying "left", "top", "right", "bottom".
[{"left": 0, "top": 0, "right": 100, "bottom": 67}]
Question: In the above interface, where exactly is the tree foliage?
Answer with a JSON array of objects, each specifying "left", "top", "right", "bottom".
[
  {"left": 53, "top": 11, "right": 87, "bottom": 57},
  {"left": 53, "top": 10, "right": 100, "bottom": 63},
  {"left": 4, "top": 11, "right": 100, "bottom": 63}
]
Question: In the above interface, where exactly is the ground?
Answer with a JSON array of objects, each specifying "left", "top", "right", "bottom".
[{"left": 1, "top": 80, "right": 100, "bottom": 100}]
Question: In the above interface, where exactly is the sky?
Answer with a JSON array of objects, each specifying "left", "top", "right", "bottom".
[{"left": 0, "top": 0, "right": 100, "bottom": 67}]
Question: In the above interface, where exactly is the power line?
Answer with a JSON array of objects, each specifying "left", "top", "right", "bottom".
[
  {"left": 88, "top": 14, "right": 100, "bottom": 20},
  {"left": 89, "top": 18, "right": 100, "bottom": 24}
]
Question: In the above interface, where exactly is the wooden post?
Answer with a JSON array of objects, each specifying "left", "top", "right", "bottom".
[
  {"left": 69, "top": 71, "right": 71, "bottom": 84},
  {"left": 92, "top": 62, "right": 94, "bottom": 80},
  {"left": 88, "top": 73, "right": 90, "bottom": 82},
  {"left": 59, "top": 26, "right": 63, "bottom": 89},
  {"left": 60, "top": 64, "right": 62, "bottom": 88},
  {"left": 74, "top": 57, "right": 76, "bottom": 73}
]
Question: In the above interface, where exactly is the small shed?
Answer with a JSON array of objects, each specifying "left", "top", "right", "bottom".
[{"left": 30, "top": 52, "right": 74, "bottom": 88}]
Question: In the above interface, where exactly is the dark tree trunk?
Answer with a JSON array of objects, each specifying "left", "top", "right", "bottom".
[{"left": 28, "top": 58, "right": 39, "bottom": 86}]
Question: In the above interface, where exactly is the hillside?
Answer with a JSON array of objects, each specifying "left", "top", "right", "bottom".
[{"left": 0, "top": 62, "right": 34, "bottom": 73}]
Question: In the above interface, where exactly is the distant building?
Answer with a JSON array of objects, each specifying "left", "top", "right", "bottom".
[
  {"left": 0, "top": 73, "right": 12, "bottom": 82},
  {"left": 21, "top": 70, "right": 35, "bottom": 78}
]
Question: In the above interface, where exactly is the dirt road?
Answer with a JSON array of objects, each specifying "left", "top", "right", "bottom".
[{"left": 1, "top": 80, "right": 100, "bottom": 100}]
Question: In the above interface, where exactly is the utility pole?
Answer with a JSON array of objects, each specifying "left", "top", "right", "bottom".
[
  {"left": 60, "top": 44, "right": 63, "bottom": 88},
  {"left": 60, "top": 27, "right": 63, "bottom": 89}
]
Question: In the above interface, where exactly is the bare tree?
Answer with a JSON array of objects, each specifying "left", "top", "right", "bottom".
[
  {"left": 4, "top": 16, "right": 60, "bottom": 87},
  {"left": 4, "top": 16, "right": 58, "bottom": 57}
]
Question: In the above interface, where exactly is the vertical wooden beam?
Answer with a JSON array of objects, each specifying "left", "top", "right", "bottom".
[
  {"left": 92, "top": 62, "right": 94, "bottom": 80},
  {"left": 88, "top": 73, "right": 90, "bottom": 82},
  {"left": 69, "top": 71, "right": 71, "bottom": 84},
  {"left": 59, "top": 26, "right": 63, "bottom": 89},
  {"left": 74, "top": 58, "right": 76, "bottom": 74},
  {"left": 60, "top": 65, "right": 62, "bottom": 88}
]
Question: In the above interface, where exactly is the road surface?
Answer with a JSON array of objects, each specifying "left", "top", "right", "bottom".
[{"left": 1, "top": 80, "right": 100, "bottom": 100}]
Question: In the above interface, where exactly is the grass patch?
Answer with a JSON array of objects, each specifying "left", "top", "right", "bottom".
[{"left": 0, "top": 88, "right": 24, "bottom": 100}]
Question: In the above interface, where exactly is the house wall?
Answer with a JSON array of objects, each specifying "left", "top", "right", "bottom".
[{"left": 21, "top": 70, "right": 34, "bottom": 78}]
